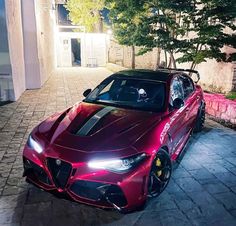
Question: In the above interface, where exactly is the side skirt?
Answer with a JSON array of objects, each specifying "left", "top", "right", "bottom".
[{"left": 171, "top": 129, "right": 192, "bottom": 162}]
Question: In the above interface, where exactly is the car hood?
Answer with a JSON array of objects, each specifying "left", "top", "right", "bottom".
[{"left": 38, "top": 102, "right": 162, "bottom": 153}]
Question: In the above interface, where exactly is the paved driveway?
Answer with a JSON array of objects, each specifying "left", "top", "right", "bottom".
[{"left": 0, "top": 67, "right": 236, "bottom": 226}]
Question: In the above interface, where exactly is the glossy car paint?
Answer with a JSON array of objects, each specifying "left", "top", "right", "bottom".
[{"left": 23, "top": 70, "right": 204, "bottom": 211}]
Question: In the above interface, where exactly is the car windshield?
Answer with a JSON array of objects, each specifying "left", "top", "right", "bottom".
[{"left": 84, "top": 77, "right": 166, "bottom": 112}]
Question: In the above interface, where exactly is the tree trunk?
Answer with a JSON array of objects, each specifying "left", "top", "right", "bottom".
[
  {"left": 190, "top": 44, "right": 202, "bottom": 71},
  {"left": 131, "top": 45, "right": 135, "bottom": 69},
  {"left": 164, "top": 51, "right": 168, "bottom": 67},
  {"left": 189, "top": 62, "right": 197, "bottom": 78},
  {"left": 154, "top": 48, "right": 161, "bottom": 70},
  {"left": 168, "top": 55, "right": 172, "bottom": 68},
  {"left": 190, "top": 61, "right": 196, "bottom": 71},
  {"left": 94, "top": 10, "right": 103, "bottom": 33},
  {"left": 170, "top": 52, "right": 176, "bottom": 68}
]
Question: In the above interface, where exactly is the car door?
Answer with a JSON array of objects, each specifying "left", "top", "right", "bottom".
[
  {"left": 168, "top": 76, "right": 189, "bottom": 155},
  {"left": 179, "top": 75, "right": 199, "bottom": 132}
]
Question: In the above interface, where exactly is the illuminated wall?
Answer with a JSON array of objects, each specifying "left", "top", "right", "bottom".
[
  {"left": 0, "top": 0, "right": 56, "bottom": 101},
  {"left": 22, "top": 0, "right": 56, "bottom": 89},
  {"left": 5, "top": 0, "right": 26, "bottom": 100}
]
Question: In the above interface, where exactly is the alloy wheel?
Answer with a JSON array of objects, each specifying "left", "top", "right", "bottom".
[{"left": 148, "top": 149, "right": 172, "bottom": 197}]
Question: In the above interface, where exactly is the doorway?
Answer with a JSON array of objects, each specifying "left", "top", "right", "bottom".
[
  {"left": 57, "top": 33, "right": 108, "bottom": 67},
  {"left": 71, "top": 38, "right": 81, "bottom": 66}
]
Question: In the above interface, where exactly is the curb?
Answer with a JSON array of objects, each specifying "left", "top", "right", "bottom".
[{"left": 204, "top": 93, "right": 236, "bottom": 127}]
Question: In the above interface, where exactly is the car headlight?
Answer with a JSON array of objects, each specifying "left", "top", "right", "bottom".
[
  {"left": 88, "top": 153, "right": 146, "bottom": 173},
  {"left": 27, "top": 135, "right": 43, "bottom": 154}
]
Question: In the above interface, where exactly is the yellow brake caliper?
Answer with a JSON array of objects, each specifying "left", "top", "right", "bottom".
[{"left": 156, "top": 158, "right": 162, "bottom": 177}]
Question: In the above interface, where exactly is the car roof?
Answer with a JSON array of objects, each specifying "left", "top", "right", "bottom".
[{"left": 112, "top": 69, "right": 182, "bottom": 82}]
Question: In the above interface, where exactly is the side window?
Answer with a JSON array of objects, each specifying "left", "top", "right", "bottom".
[
  {"left": 98, "top": 80, "right": 114, "bottom": 95},
  {"left": 170, "top": 77, "right": 184, "bottom": 106},
  {"left": 179, "top": 76, "right": 194, "bottom": 99}
]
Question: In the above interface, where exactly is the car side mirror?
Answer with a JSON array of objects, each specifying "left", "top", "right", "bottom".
[
  {"left": 83, "top": 89, "right": 92, "bottom": 97},
  {"left": 173, "top": 98, "right": 184, "bottom": 109}
]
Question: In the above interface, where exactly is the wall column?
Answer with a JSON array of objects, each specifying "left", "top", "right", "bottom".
[
  {"left": 5, "top": 0, "right": 25, "bottom": 100},
  {"left": 21, "top": 0, "right": 41, "bottom": 89}
]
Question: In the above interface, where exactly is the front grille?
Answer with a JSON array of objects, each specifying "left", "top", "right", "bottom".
[
  {"left": 70, "top": 180, "right": 127, "bottom": 207},
  {"left": 47, "top": 158, "right": 72, "bottom": 189},
  {"left": 23, "top": 157, "right": 52, "bottom": 185}
]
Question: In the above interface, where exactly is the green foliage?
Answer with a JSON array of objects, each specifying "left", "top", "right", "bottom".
[
  {"left": 106, "top": 0, "right": 197, "bottom": 68},
  {"left": 106, "top": 0, "right": 149, "bottom": 68},
  {"left": 226, "top": 92, "right": 236, "bottom": 100},
  {"left": 106, "top": 0, "right": 146, "bottom": 46},
  {"left": 65, "top": 0, "right": 105, "bottom": 32},
  {"left": 177, "top": 0, "right": 236, "bottom": 69},
  {"left": 107, "top": 0, "right": 236, "bottom": 69}
]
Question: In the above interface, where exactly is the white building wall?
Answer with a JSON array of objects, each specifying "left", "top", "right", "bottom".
[
  {"left": 21, "top": 0, "right": 41, "bottom": 89},
  {"left": 177, "top": 59, "right": 234, "bottom": 93},
  {"left": 22, "top": 0, "right": 56, "bottom": 90},
  {"left": 57, "top": 35, "right": 73, "bottom": 67},
  {"left": 56, "top": 32, "right": 108, "bottom": 68},
  {"left": 5, "top": 0, "right": 25, "bottom": 100},
  {"left": 108, "top": 40, "right": 236, "bottom": 93},
  {"left": 1, "top": 0, "right": 56, "bottom": 101},
  {"left": 35, "top": 0, "right": 56, "bottom": 85},
  {"left": 82, "top": 33, "right": 107, "bottom": 67}
]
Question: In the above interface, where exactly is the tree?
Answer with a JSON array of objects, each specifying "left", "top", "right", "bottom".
[
  {"left": 107, "top": 0, "right": 196, "bottom": 68},
  {"left": 177, "top": 0, "right": 236, "bottom": 70},
  {"left": 106, "top": 0, "right": 147, "bottom": 68},
  {"left": 107, "top": 0, "right": 236, "bottom": 70},
  {"left": 65, "top": 0, "right": 105, "bottom": 32},
  {"left": 135, "top": 0, "right": 197, "bottom": 68}
]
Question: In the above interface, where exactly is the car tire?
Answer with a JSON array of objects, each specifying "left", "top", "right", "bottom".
[
  {"left": 194, "top": 102, "right": 205, "bottom": 133},
  {"left": 147, "top": 149, "right": 172, "bottom": 198}
]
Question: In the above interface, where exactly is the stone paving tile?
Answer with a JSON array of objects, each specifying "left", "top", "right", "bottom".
[
  {"left": 145, "top": 191, "right": 178, "bottom": 211},
  {"left": 231, "top": 186, "right": 236, "bottom": 194},
  {"left": 135, "top": 209, "right": 191, "bottom": 226},
  {"left": 172, "top": 165, "right": 192, "bottom": 179},
  {"left": 226, "top": 157, "right": 236, "bottom": 167},
  {"left": 230, "top": 209, "right": 236, "bottom": 218},
  {"left": 0, "top": 67, "right": 236, "bottom": 225},
  {"left": 21, "top": 202, "right": 52, "bottom": 226},
  {"left": 228, "top": 167, "right": 236, "bottom": 177},
  {"left": 174, "top": 177, "right": 204, "bottom": 193},
  {"left": 215, "top": 171, "right": 236, "bottom": 187},
  {"left": 202, "top": 181, "right": 231, "bottom": 194},
  {"left": 186, "top": 203, "right": 235, "bottom": 223},
  {"left": 180, "top": 158, "right": 203, "bottom": 171},
  {"left": 204, "top": 164, "right": 230, "bottom": 174},
  {"left": 165, "top": 178, "right": 183, "bottom": 194},
  {"left": 186, "top": 190, "right": 218, "bottom": 207},
  {"left": 213, "top": 192, "right": 236, "bottom": 210},
  {"left": 175, "top": 198, "right": 196, "bottom": 212},
  {"left": 188, "top": 168, "right": 217, "bottom": 180},
  {"left": 190, "top": 217, "right": 236, "bottom": 226},
  {"left": 0, "top": 207, "right": 23, "bottom": 225},
  {"left": 214, "top": 159, "right": 236, "bottom": 172}
]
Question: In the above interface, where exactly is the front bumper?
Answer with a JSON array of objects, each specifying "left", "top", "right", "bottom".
[{"left": 23, "top": 147, "right": 150, "bottom": 211}]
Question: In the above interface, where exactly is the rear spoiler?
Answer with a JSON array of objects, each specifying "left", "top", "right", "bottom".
[{"left": 160, "top": 68, "right": 200, "bottom": 83}]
